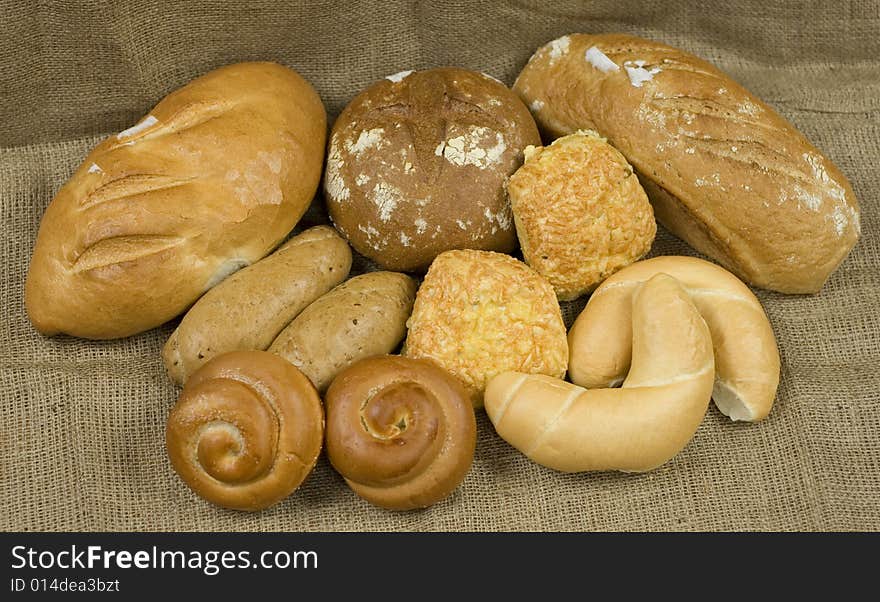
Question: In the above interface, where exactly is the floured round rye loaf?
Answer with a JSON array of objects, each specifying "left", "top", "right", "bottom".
[
  {"left": 25, "top": 62, "right": 327, "bottom": 339},
  {"left": 514, "top": 34, "right": 861, "bottom": 294},
  {"left": 325, "top": 68, "right": 541, "bottom": 272}
]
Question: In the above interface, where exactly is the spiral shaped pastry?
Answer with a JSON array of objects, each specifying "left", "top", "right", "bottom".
[
  {"left": 166, "top": 350, "right": 324, "bottom": 511},
  {"left": 325, "top": 356, "right": 476, "bottom": 510}
]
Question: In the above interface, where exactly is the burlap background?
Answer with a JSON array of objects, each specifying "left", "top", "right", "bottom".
[{"left": 2, "top": 0, "right": 878, "bottom": 532}]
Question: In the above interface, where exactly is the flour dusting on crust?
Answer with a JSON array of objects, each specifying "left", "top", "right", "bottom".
[
  {"left": 325, "top": 134, "right": 349, "bottom": 202},
  {"left": 347, "top": 128, "right": 387, "bottom": 156},
  {"left": 437, "top": 126, "right": 507, "bottom": 169},
  {"left": 117, "top": 115, "right": 158, "bottom": 139},
  {"left": 624, "top": 60, "right": 661, "bottom": 87},
  {"left": 585, "top": 46, "right": 619, "bottom": 73},
  {"left": 385, "top": 70, "right": 413, "bottom": 83}
]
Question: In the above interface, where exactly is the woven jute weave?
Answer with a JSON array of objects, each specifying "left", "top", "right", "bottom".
[{"left": 1, "top": 0, "right": 878, "bottom": 531}]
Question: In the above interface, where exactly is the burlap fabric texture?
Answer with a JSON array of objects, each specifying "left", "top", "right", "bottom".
[{"left": 1, "top": 0, "right": 878, "bottom": 531}]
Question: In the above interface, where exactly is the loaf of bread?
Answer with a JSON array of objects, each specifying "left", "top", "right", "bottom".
[
  {"left": 269, "top": 271, "right": 416, "bottom": 392},
  {"left": 485, "top": 273, "right": 714, "bottom": 473},
  {"left": 325, "top": 68, "right": 540, "bottom": 272},
  {"left": 163, "top": 226, "right": 351, "bottom": 386},
  {"left": 514, "top": 34, "right": 860, "bottom": 293},
  {"left": 508, "top": 130, "right": 656, "bottom": 300},
  {"left": 568, "top": 256, "right": 779, "bottom": 422},
  {"left": 324, "top": 355, "right": 476, "bottom": 510},
  {"left": 26, "top": 62, "right": 327, "bottom": 339},
  {"left": 404, "top": 249, "right": 568, "bottom": 407},
  {"left": 165, "top": 351, "right": 324, "bottom": 511}
]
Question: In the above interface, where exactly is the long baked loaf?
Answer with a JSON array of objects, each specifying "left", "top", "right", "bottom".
[
  {"left": 25, "top": 62, "right": 327, "bottom": 339},
  {"left": 514, "top": 34, "right": 860, "bottom": 293}
]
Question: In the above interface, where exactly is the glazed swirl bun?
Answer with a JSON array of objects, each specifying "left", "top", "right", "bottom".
[
  {"left": 324, "top": 355, "right": 476, "bottom": 510},
  {"left": 166, "top": 350, "right": 324, "bottom": 511}
]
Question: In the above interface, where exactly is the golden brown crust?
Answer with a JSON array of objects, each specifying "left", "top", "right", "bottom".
[
  {"left": 404, "top": 249, "right": 568, "bottom": 407},
  {"left": 514, "top": 34, "right": 860, "bottom": 293},
  {"left": 324, "top": 355, "right": 476, "bottom": 510},
  {"left": 568, "top": 255, "right": 780, "bottom": 422},
  {"left": 485, "top": 273, "right": 714, "bottom": 473},
  {"left": 269, "top": 271, "right": 416, "bottom": 392},
  {"left": 325, "top": 68, "right": 540, "bottom": 272},
  {"left": 163, "top": 226, "right": 352, "bottom": 386},
  {"left": 508, "top": 130, "right": 656, "bottom": 300},
  {"left": 165, "top": 351, "right": 324, "bottom": 511},
  {"left": 26, "top": 62, "right": 327, "bottom": 339}
]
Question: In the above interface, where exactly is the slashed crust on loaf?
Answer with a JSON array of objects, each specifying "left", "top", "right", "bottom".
[
  {"left": 508, "top": 130, "right": 656, "bottom": 300},
  {"left": 403, "top": 249, "right": 568, "bottom": 408},
  {"left": 25, "top": 62, "right": 327, "bottom": 338},
  {"left": 513, "top": 34, "right": 860, "bottom": 293}
]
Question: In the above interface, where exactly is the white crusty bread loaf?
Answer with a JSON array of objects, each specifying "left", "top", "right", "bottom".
[
  {"left": 568, "top": 256, "right": 779, "bottom": 422},
  {"left": 514, "top": 34, "right": 860, "bottom": 294},
  {"left": 25, "top": 62, "right": 327, "bottom": 339},
  {"left": 485, "top": 273, "right": 714, "bottom": 473}
]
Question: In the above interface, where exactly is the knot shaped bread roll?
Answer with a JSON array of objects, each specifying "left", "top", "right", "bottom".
[
  {"left": 485, "top": 273, "right": 714, "bottom": 473},
  {"left": 325, "top": 356, "right": 476, "bottom": 510},
  {"left": 568, "top": 256, "right": 780, "bottom": 422},
  {"left": 26, "top": 62, "right": 326, "bottom": 339},
  {"left": 166, "top": 350, "right": 323, "bottom": 511}
]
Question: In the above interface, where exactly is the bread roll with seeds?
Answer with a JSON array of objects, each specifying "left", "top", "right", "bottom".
[
  {"left": 325, "top": 68, "right": 540, "bottom": 272},
  {"left": 514, "top": 33, "right": 860, "bottom": 293},
  {"left": 508, "top": 130, "right": 656, "bottom": 300},
  {"left": 404, "top": 249, "right": 568, "bottom": 407}
]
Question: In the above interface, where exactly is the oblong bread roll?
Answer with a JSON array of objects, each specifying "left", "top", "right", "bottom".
[
  {"left": 163, "top": 226, "right": 352, "bottom": 386},
  {"left": 269, "top": 271, "right": 417, "bottom": 392},
  {"left": 485, "top": 273, "right": 714, "bottom": 473},
  {"left": 568, "top": 256, "right": 779, "bottom": 422}
]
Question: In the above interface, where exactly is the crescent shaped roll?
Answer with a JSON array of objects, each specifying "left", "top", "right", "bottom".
[
  {"left": 485, "top": 273, "right": 714, "bottom": 473},
  {"left": 165, "top": 350, "right": 324, "bottom": 511},
  {"left": 568, "top": 256, "right": 780, "bottom": 422},
  {"left": 324, "top": 355, "right": 476, "bottom": 510}
]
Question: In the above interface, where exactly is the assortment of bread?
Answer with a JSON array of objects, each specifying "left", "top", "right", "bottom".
[{"left": 24, "top": 32, "right": 861, "bottom": 511}]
